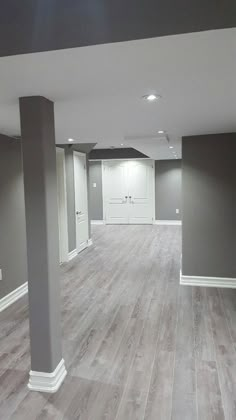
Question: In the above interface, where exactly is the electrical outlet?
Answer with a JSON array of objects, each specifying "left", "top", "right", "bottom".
[
  {"left": 176, "top": 209, "right": 179, "bottom": 214},
  {"left": 93, "top": 183, "right": 97, "bottom": 188},
  {"left": 0, "top": 269, "right": 2, "bottom": 281}
]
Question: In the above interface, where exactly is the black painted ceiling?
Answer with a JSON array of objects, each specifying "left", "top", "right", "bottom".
[
  {"left": 89, "top": 148, "right": 148, "bottom": 160},
  {"left": 0, "top": 0, "right": 236, "bottom": 57}
]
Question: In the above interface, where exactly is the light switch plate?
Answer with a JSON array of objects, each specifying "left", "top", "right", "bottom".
[
  {"left": 93, "top": 183, "right": 97, "bottom": 188},
  {"left": 176, "top": 209, "right": 179, "bottom": 214}
]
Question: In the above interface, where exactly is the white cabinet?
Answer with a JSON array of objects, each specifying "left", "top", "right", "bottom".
[{"left": 102, "top": 159, "right": 155, "bottom": 224}]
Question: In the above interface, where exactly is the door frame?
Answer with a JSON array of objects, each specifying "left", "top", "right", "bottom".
[
  {"left": 73, "top": 151, "right": 89, "bottom": 253},
  {"left": 56, "top": 147, "right": 69, "bottom": 263},
  {"left": 102, "top": 158, "right": 155, "bottom": 224}
]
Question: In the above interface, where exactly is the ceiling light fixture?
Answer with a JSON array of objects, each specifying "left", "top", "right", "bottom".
[
  {"left": 158, "top": 130, "right": 165, "bottom": 134},
  {"left": 169, "top": 146, "right": 173, "bottom": 149},
  {"left": 120, "top": 143, "right": 124, "bottom": 146},
  {"left": 68, "top": 138, "right": 74, "bottom": 142},
  {"left": 142, "top": 94, "right": 161, "bottom": 102}
]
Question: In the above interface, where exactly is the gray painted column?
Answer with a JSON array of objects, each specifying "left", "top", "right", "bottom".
[
  {"left": 19, "top": 96, "right": 67, "bottom": 392},
  {"left": 181, "top": 133, "right": 236, "bottom": 285}
]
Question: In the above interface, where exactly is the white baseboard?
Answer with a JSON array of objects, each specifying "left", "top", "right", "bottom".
[
  {"left": 87, "top": 238, "right": 93, "bottom": 247},
  {"left": 180, "top": 271, "right": 236, "bottom": 289},
  {"left": 68, "top": 249, "right": 77, "bottom": 261},
  {"left": 155, "top": 220, "right": 182, "bottom": 226},
  {"left": 28, "top": 358, "right": 67, "bottom": 393},
  {"left": 91, "top": 220, "right": 105, "bottom": 225},
  {"left": 0, "top": 282, "right": 28, "bottom": 313}
]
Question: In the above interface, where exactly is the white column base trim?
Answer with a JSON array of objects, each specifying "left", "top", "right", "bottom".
[
  {"left": 155, "top": 220, "right": 182, "bottom": 226},
  {"left": 87, "top": 238, "right": 93, "bottom": 246},
  {"left": 0, "top": 282, "right": 28, "bottom": 313},
  {"left": 180, "top": 271, "right": 236, "bottom": 289},
  {"left": 91, "top": 220, "right": 105, "bottom": 225},
  {"left": 68, "top": 249, "right": 77, "bottom": 261},
  {"left": 28, "top": 359, "right": 67, "bottom": 393}
]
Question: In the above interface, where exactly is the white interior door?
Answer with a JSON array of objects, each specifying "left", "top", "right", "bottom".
[
  {"left": 56, "top": 148, "right": 68, "bottom": 263},
  {"left": 103, "top": 161, "right": 129, "bottom": 224},
  {"left": 127, "top": 160, "right": 154, "bottom": 224},
  {"left": 74, "top": 152, "right": 89, "bottom": 253},
  {"left": 103, "top": 159, "right": 154, "bottom": 224}
]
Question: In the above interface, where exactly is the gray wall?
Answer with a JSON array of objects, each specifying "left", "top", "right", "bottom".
[
  {"left": 89, "top": 161, "right": 103, "bottom": 221},
  {"left": 89, "top": 159, "right": 182, "bottom": 221},
  {"left": 0, "top": 136, "right": 27, "bottom": 299},
  {"left": 0, "top": 140, "right": 91, "bottom": 303},
  {"left": 155, "top": 160, "right": 182, "bottom": 220},
  {"left": 182, "top": 133, "right": 236, "bottom": 278}
]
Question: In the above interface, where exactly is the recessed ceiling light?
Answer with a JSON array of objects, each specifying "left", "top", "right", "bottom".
[
  {"left": 68, "top": 138, "right": 74, "bottom": 142},
  {"left": 169, "top": 146, "right": 173, "bottom": 149},
  {"left": 142, "top": 94, "right": 161, "bottom": 102},
  {"left": 120, "top": 143, "right": 124, "bottom": 146},
  {"left": 158, "top": 130, "right": 165, "bottom": 134}
]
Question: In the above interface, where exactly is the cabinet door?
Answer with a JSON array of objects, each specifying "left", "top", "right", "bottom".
[
  {"left": 127, "top": 160, "right": 154, "bottom": 224},
  {"left": 103, "top": 161, "right": 129, "bottom": 224}
]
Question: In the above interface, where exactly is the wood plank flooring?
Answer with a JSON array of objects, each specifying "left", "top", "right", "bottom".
[{"left": 1, "top": 225, "right": 236, "bottom": 419}]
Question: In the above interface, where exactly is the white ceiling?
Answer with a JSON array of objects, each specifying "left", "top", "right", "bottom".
[{"left": 0, "top": 28, "right": 235, "bottom": 160}]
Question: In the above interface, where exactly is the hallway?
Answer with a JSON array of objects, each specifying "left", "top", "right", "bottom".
[{"left": 0, "top": 225, "right": 236, "bottom": 419}]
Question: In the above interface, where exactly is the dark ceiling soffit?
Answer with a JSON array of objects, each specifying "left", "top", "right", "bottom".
[
  {"left": 89, "top": 148, "right": 148, "bottom": 160},
  {"left": 58, "top": 143, "right": 97, "bottom": 154},
  {"left": 0, "top": 0, "right": 235, "bottom": 57},
  {"left": 0, "top": 133, "right": 18, "bottom": 143},
  {"left": 182, "top": 132, "right": 236, "bottom": 141}
]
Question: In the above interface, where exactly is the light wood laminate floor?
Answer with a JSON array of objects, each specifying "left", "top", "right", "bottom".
[{"left": 1, "top": 225, "right": 236, "bottom": 419}]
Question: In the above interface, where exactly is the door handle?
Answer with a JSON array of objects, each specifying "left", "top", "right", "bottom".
[{"left": 76, "top": 211, "right": 82, "bottom": 215}]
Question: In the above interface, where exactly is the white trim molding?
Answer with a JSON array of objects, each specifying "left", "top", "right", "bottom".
[
  {"left": 91, "top": 220, "right": 105, "bottom": 225},
  {"left": 87, "top": 238, "right": 93, "bottom": 247},
  {"left": 180, "top": 271, "right": 236, "bottom": 289},
  {"left": 155, "top": 220, "right": 182, "bottom": 226},
  {"left": 28, "top": 358, "right": 67, "bottom": 393},
  {"left": 68, "top": 249, "right": 77, "bottom": 261},
  {"left": 0, "top": 282, "right": 28, "bottom": 313}
]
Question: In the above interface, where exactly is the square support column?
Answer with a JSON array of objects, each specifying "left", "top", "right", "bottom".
[
  {"left": 181, "top": 133, "right": 236, "bottom": 288},
  {"left": 19, "top": 96, "right": 67, "bottom": 393}
]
